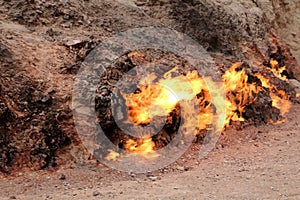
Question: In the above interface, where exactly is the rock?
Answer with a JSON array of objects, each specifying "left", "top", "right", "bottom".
[
  {"left": 92, "top": 190, "right": 102, "bottom": 196},
  {"left": 135, "top": 0, "right": 147, "bottom": 6},
  {"left": 46, "top": 28, "right": 55, "bottom": 37},
  {"left": 65, "top": 39, "right": 83, "bottom": 46},
  {"left": 289, "top": 79, "right": 300, "bottom": 97},
  {"left": 176, "top": 166, "right": 185, "bottom": 171},
  {"left": 59, "top": 174, "right": 66, "bottom": 180},
  {"left": 146, "top": 173, "right": 158, "bottom": 181},
  {"left": 289, "top": 79, "right": 300, "bottom": 89},
  {"left": 61, "top": 22, "right": 72, "bottom": 28},
  {"left": 36, "top": 9, "right": 43, "bottom": 14},
  {"left": 147, "top": 176, "right": 158, "bottom": 181},
  {"left": 47, "top": 87, "right": 55, "bottom": 94},
  {"left": 9, "top": 196, "right": 17, "bottom": 199},
  {"left": 63, "top": 14, "right": 70, "bottom": 20},
  {"left": 6, "top": 35, "right": 13, "bottom": 40}
]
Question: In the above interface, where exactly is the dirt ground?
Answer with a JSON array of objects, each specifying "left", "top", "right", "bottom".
[{"left": 0, "top": 103, "right": 299, "bottom": 199}]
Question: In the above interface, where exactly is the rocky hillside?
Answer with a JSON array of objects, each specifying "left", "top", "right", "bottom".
[{"left": 0, "top": 0, "right": 299, "bottom": 173}]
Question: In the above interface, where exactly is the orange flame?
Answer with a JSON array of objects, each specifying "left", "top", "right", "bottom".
[
  {"left": 268, "top": 59, "right": 288, "bottom": 81},
  {"left": 123, "top": 68, "right": 206, "bottom": 125},
  {"left": 106, "top": 59, "right": 292, "bottom": 160},
  {"left": 124, "top": 136, "right": 159, "bottom": 159},
  {"left": 255, "top": 74, "right": 291, "bottom": 115},
  {"left": 222, "top": 62, "right": 260, "bottom": 125}
]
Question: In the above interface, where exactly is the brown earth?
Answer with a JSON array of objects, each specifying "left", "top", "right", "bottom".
[{"left": 0, "top": 103, "right": 299, "bottom": 200}]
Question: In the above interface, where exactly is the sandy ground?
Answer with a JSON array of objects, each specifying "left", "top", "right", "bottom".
[{"left": 1, "top": 103, "right": 299, "bottom": 200}]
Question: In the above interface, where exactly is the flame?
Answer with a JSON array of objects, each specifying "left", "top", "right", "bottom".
[
  {"left": 263, "top": 59, "right": 291, "bottom": 114},
  {"left": 121, "top": 67, "right": 217, "bottom": 156},
  {"left": 255, "top": 74, "right": 291, "bottom": 115},
  {"left": 124, "top": 136, "right": 159, "bottom": 159},
  {"left": 105, "top": 58, "right": 292, "bottom": 160},
  {"left": 124, "top": 68, "right": 206, "bottom": 125},
  {"left": 268, "top": 59, "right": 288, "bottom": 81},
  {"left": 222, "top": 62, "right": 260, "bottom": 125}
]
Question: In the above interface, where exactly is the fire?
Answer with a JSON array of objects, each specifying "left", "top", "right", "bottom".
[
  {"left": 124, "top": 136, "right": 159, "bottom": 159},
  {"left": 106, "top": 57, "right": 293, "bottom": 160},
  {"left": 268, "top": 59, "right": 288, "bottom": 81},
  {"left": 123, "top": 68, "right": 206, "bottom": 125},
  {"left": 121, "top": 67, "right": 219, "bottom": 157},
  {"left": 222, "top": 62, "right": 260, "bottom": 125},
  {"left": 105, "top": 137, "right": 158, "bottom": 160},
  {"left": 123, "top": 68, "right": 223, "bottom": 130},
  {"left": 255, "top": 74, "right": 291, "bottom": 116}
]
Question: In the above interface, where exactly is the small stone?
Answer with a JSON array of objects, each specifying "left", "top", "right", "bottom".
[
  {"left": 289, "top": 79, "right": 300, "bottom": 89},
  {"left": 176, "top": 166, "right": 185, "bottom": 171},
  {"left": 28, "top": 27, "right": 36, "bottom": 32},
  {"left": 46, "top": 28, "right": 55, "bottom": 37},
  {"left": 238, "top": 168, "right": 245, "bottom": 172},
  {"left": 148, "top": 176, "right": 157, "bottom": 181},
  {"left": 36, "top": 9, "right": 43, "bottom": 14},
  {"left": 289, "top": 79, "right": 300, "bottom": 98},
  {"left": 65, "top": 39, "right": 83, "bottom": 46},
  {"left": 47, "top": 87, "right": 55, "bottom": 94},
  {"left": 59, "top": 174, "right": 66, "bottom": 180},
  {"left": 6, "top": 35, "right": 13, "bottom": 40},
  {"left": 63, "top": 14, "right": 70, "bottom": 20},
  {"left": 146, "top": 173, "right": 158, "bottom": 181},
  {"left": 15, "top": 13, "right": 23, "bottom": 19},
  {"left": 135, "top": 0, "right": 147, "bottom": 6},
  {"left": 9, "top": 196, "right": 17, "bottom": 199},
  {"left": 93, "top": 190, "right": 101, "bottom": 196},
  {"left": 61, "top": 22, "right": 71, "bottom": 28},
  {"left": 41, "top": 94, "right": 51, "bottom": 103}
]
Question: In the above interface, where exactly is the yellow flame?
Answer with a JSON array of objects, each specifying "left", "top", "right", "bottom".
[
  {"left": 268, "top": 59, "right": 288, "bottom": 81},
  {"left": 107, "top": 59, "right": 291, "bottom": 160},
  {"left": 123, "top": 68, "right": 206, "bottom": 125},
  {"left": 124, "top": 136, "right": 159, "bottom": 159},
  {"left": 222, "top": 62, "right": 260, "bottom": 126},
  {"left": 255, "top": 74, "right": 291, "bottom": 115}
]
